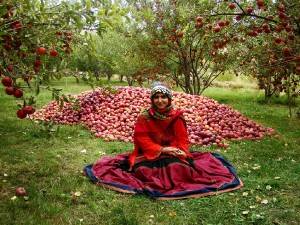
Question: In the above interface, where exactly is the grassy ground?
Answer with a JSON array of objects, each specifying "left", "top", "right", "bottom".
[{"left": 0, "top": 78, "right": 299, "bottom": 225}]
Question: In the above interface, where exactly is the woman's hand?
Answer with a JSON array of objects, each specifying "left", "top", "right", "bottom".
[{"left": 161, "top": 146, "right": 186, "bottom": 157}]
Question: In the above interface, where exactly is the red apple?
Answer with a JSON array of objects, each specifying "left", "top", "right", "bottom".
[
  {"left": 235, "top": 15, "right": 242, "bottom": 21},
  {"left": 10, "top": 20, "right": 22, "bottom": 30},
  {"left": 282, "top": 47, "right": 291, "bottom": 57},
  {"left": 50, "top": 49, "right": 58, "bottom": 57},
  {"left": 23, "top": 105, "right": 35, "bottom": 115},
  {"left": 2, "top": 76, "right": 13, "bottom": 87},
  {"left": 196, "top": 16, "right": 203, "bottom": 22},
  {"left": 246, "top": 7, "right": 254, "bottom": 14},
  {"left": 36, "top": 47, "right": 47, "bottom": 55},
  {"left": 195, "top": 22, "right": 203, "bottom": 29},
  {"left": 274, "top": 37, "right": 283, "bottom": 44},
  {"left": 257, "top": 0, "right": 264, "bottom": 8},
  {"left": 213, "top": 26, "right": 221, "bottom": 33},
  {"left": 7, "top": 64, "right": 13, "bottom": 72},
  {"left": 15, "top": 187, "right": 27, "bottom": 196},
  {"left": 17, "top": 109, "right": 27, "bottom": 119},
  {"left": 34, "top": 60, "right": 42, "bottom": 67},
  {"left": 278, "top": 12, "right": 287, "bottom": 20},
  {"left": 218, "top": 20, "right": 225, "bottom": 27},
  {"left": 13, "top": 89, "right": 23, "bottom": 98},
  {"left": 5, "top": 86, "right": 14, "bottom": 95},
  {"left": 228, "top": 3, "right": 236, "bottom": 9}
]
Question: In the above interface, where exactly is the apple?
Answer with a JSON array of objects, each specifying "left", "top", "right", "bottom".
[
  {"left": 50, "top": 49, "right": 58, "bottom": 57},
  {"left": 256, "top": 0, "right": 264, "bottom": 8},
  {"left": 213, "top": 26, "right": 221, "bottom": 33},
  {"left": 196, "top": 16, "right": 203, "bottom": 22},
  {"left": 7, "top": 64, "right": 13, "bottom": 72},
  {"left": 228, "top": 3, "right": 236, "bottom": 10},
  {"left": 34, "top": 60, "right": 42, "bottom": 67},
  {"left": 13, "top": 89, "right": 23, "bottom": 98},
  {"left": 36, "top": 47, "right": 47, "bottom": 55},
  {"left": 5, "top": 87, "right": 14, "bottom": 95},
  {"left": 218, "top": 20, "right": 225, "bottom": 27},
  {"left": 17, "top": 110, "right": 27, "bottom": 119},
  {"left": 1, "top": 76, "right": 12, "bottom": 87},
  {"left": 282, "top": 47, "right": 291, "bottom": 57},
  {"left": 246, "top": 7, "right": 254, "bottom": 14},
  {"left": 274, "top": 37, "right": 283, "bottom": 44},
  {"left": 10, "top": 20, "right": 22, "bottom": 30},
  {"left": 24, "top": 105, "right": 35, "bottom": 115},
  {"left": 235, "top": 15, "right": 242, "bottom": 21},
  {"left": 15, "top": 187, "right": 27, "bottom": 196}
]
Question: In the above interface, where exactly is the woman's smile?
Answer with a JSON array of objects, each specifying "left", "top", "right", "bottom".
[{"left": 153, "top": 93, "right": 169, "bottom": 109}]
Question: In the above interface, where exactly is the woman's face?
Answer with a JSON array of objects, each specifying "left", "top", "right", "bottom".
[{"left": 153, "top": 92, "right": 169, "bottom": 110}]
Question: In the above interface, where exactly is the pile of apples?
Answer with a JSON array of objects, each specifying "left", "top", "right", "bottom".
[{"left": 32, "top": 87, "right": 274, "bottom": 147}]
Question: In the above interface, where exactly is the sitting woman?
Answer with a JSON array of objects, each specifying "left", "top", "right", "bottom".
[{"left": 84, "top": 82, "right": 243, "bottom": 200}]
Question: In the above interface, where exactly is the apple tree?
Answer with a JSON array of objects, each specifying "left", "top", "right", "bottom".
[{"left": 0, "top": 0, "right": 106, "bottom": 118}]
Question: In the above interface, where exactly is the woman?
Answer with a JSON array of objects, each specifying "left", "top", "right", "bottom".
[{"left": 84, "top": 82, "right": 243, "bottom": 200}]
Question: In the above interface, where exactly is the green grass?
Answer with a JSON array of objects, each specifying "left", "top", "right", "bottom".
[{"left": 0, "top": 78, "right": 299, "bottom": 225}]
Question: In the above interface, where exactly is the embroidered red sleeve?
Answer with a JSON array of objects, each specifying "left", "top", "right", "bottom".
[
  {"left": 170, "top": 117, "right": 190, "bottom": 153},
  {"left": 133, "top": 116, "right": 162, "bottom": 160}
]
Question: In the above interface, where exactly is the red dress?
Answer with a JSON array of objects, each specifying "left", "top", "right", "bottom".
[{"left": 84, "top": 109, "right": 243, "bottom": 200}]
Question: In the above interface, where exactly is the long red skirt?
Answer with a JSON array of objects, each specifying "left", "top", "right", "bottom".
[{"left": 84, "top": 152, "right": 243, "bottom": 200}]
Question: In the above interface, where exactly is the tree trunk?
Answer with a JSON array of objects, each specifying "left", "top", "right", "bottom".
[
  {"left": 126, "top": 76, "right": 133, "bottom": 86},
  {"left": 107, "top": 73, "right": 112, "bottom": 82},
  {"left": 119, "top": 74, "right": 124, "bottom": 82}
]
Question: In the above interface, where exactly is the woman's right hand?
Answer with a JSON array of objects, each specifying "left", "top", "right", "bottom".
[{"left": 161, "top": 146, "right": 186, "bottom": 157}]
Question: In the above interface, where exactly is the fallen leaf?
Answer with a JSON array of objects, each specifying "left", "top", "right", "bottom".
[
  {"left": 252, "top": 165, "right": 261, "bottom": 170},
  {"left": 73, "top": 191, "right": 81, "bottom": 197},
  {"left": 255, "top": 214, "right": 264, "bottom": 219},
  {"left": 242, "top": 192, "right": 248, "bottom": 197},
  {"left": 242, "top": 210, "right": 249, "bottom": 215},
  {"left": 168, "top": 211, "right": 177, "bottom": 217},
  {"left": 261, "top": 199, "right": 268, "bottom": 204},
  {"left": 256, "top": 196, "right": 262, "bottom": 202},
  {"left": 266, "top": 185, "right": 272, "bottom": 191},
  {"left": 98, "top": 151, "right": 105, "bottom": 155}
]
